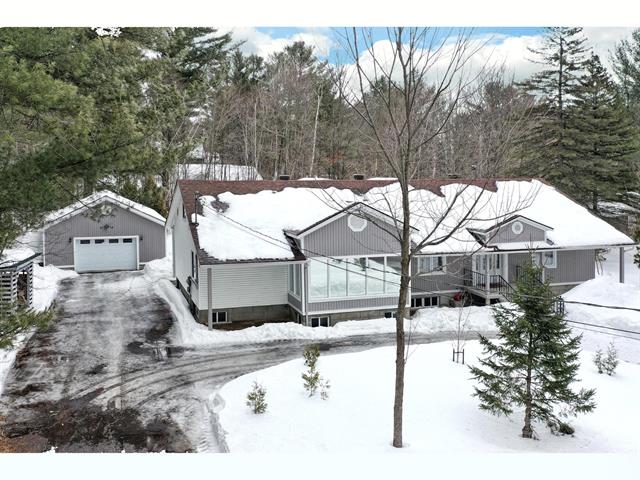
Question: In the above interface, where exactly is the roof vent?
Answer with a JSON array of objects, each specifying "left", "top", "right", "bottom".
[
  {"left": 353, "top": 174, "right": 365, "bottom": 180},
  {"left": 279, "top": 174, "right": 291, "bottom": 181}
]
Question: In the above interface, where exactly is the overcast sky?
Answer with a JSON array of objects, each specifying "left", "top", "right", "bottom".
[{"left": 228, "top": 27, "right": 636, "bottom": 79}]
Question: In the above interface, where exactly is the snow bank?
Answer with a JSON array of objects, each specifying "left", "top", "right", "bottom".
[
  {"left": 564, "top": 277, "right": 640, "bottom": 309},
  {"left": 196, "top": 179, "right": 633, "bottom": 261},
  {"left": 217, "top": 341, "right": 640, "bottom": 453},
  {"left": 32, "top": 264, "right": 78, "bottom": 312}
]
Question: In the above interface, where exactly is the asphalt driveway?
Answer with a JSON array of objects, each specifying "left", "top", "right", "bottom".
[{"left": 0, "top": 271, "right": 483, "bottom": 452}]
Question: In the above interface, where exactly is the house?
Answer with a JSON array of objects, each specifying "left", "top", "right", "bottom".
[
  {"left": 23, "top": 191, "right": 166, "bottom": 273},
  {"left": 167, "top": 177, "right": 635, "bottom": 329},
  {"left": 0, "top": 248, "right": 38, "bottom": 313}
]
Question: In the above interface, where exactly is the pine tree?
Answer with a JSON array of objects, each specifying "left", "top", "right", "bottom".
[
  {"left": 470, "top": 262, "right": 596, "bottom": 438},
  {"left": 518, "top": 27, "right": 588, "bottom": 197},
  {"left": 571, "top": 53, "right": 639, "bottom": 210}
]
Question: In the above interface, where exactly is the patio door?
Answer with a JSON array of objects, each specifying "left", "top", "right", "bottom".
[{"left": 472, "top": 254, "right": 503, "bottom": 286}]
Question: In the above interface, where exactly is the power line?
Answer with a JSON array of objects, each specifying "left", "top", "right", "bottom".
[{"left": 200, "top": 202, "right": 640, "bottom": 338}]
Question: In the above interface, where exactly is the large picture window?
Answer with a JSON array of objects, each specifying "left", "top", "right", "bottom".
[{"left": 308, "top": 256, "right": 402, "bottom": 300}]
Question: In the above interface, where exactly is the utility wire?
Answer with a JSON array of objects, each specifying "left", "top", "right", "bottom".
[{"left": 199, "top": 202, "right": 640, "bottom": 338}]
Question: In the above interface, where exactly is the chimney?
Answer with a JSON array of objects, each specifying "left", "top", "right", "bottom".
[
  {"left": 279, "top": 174, "right": 291, "bottom": 181},
  {"left": 353, "top": 174, "right": 365, "bottom": 180}
]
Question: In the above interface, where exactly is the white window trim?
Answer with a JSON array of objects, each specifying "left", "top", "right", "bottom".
[
  {"left": 288, "top": 264, "right": 302, "bottom": 300},
  {"left": 212, "top": 311, "right": 229, "bottom": 324},
  {"left": 309, "top": 316, "right": 330, "bottom": 327},
  {"left": 417, "top": 255, "right": 447, "bottom": 276},
  {"left": 542, "top": 250, "right": 557, "bottom": 269}
]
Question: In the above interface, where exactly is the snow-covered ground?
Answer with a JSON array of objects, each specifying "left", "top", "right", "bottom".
[
  {"left": 598, "top": 245, "right": 639, "bottom": 287},
  {"left": 0, "top": 258, "right": 77, "bottom": 396},
  {"left": 216, "top": 340, "right": 640, "bottom": 453}
]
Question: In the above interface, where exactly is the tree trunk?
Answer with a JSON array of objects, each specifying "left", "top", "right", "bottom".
[
  {"left": 393, "top": 177, "right": 412, "bottom": 448},
  {"left": 309, "top": 90, "right": 322, "bottom": 177},
  {"left": 522, "top": 333, "right": 534, "bottom": 438}
]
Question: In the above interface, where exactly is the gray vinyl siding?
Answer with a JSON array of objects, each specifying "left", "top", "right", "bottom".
[
  {"left": 303, "top": 214, "right": 401, "bottom": 257},
  {"left": 488, "top": 222, "right": 546, "bottom": 244},
  {"left": 506, "top": 250, "right": 595, "bottom": 284},
  {"left": 507, "top": 252, "right": 530, "bottom": 283},
  {"left": 546, "top": 249, "right": 595, "bottom": 284},
  {"left": 307, "top": 295, "right": 401, "bottom": 314},
  {"left": 288, "top": 292, "right": 303, "bottom": 312},
  {"left": 199, "top": 263, "right": 289, "bottom": 309},
  {"left": 411, "top": 255, "right": 469, "bottom": 295},
  {"left": 44, "top": 201, "right": 165, "bottom": 267}
]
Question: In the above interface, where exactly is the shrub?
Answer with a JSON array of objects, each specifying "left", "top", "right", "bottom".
[
  {"left": 246, "top": 381, "right": 267, "bottom": 414},
  {"left": 301, "top": 345, "right": 330, "bottom": 399},
  {"left": 603, "top": 341, "right": 618, "bottom": 376},
  {"left": 593, "top": 349, "right": 604, "bottom": 374}
]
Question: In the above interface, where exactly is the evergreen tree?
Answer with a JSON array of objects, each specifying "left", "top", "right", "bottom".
[
  {"left": 571, "top": 53, "right": 639, "bottom": 210},
  {"left": 518, "top": 27, "right": 588, "bottom": 197},
  {"left": 470, "top": 262, "right": 596, "bottom": 438}
]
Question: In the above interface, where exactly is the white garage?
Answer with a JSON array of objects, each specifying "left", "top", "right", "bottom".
[{"left": 73, "top": 236, "right": 139, "bottom": 273}]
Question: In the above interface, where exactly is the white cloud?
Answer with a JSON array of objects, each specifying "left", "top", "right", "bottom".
[
  {"left": 336, "top": 27, "right": 636, "bottom": 94},
  {"left": 228, "top": 27, "right": 334, "bottom": 59}
]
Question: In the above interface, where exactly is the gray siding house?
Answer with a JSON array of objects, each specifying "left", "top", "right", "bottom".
[
  {"left": 26, "top": 191, "right": 166, "bottom": 273},
  {"left": 168, "top": 178, "right": 634, "bottom": 329}
]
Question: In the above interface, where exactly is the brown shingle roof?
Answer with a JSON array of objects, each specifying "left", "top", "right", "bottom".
[{"left": 177, "top": 177, "right": 542, "bottom": 264}]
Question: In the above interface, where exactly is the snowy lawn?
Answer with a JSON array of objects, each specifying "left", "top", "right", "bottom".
[
  {"left": 0, "top": 260, "right": 77, "bottom": 396},
  {"left": 216, "top": 340, "right": 640, "bottom": 453}
]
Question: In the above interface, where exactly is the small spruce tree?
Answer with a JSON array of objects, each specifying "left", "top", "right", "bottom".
[
  {"left": 302, "top": 345, "right": 327, "bottom": 397},
  {"left": 603, "top": 341, "right": 619, "bottom": 376},
  {"left": 470, "top": 262, "right": 596, "bottom": 438},
  {"left": 593, "top": 348, "right": 605, "bottom": 374},
  {"left": 246, "top": 381, "right": 268, "bottom": 414}
]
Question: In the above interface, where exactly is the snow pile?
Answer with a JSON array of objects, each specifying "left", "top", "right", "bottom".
[
  {"left": 196, "top": 179, "right": 633, "bottom": 261},
  {"left": 32, "top": 264, "right": 78, "bottom": 312},
  {"left": 0, "top": 246, "right": 36, "bottom": 267},
  {"left": 45, "top": 190, "right": 165, "bottom": 225},
  {"left": 564, "top": 277, "right": 640, "bottom": 310},
  {"left": 217, "top": 341, "right": 640, "bottom": 453}
]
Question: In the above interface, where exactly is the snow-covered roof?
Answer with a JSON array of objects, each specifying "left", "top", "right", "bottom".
[
  {"left": 0, "top": 246, "right": 39, "bottom": 269},
  {"left": 185, "top": 179, "right": 634, "bottom": 263},
  {"left": 44, "top": 190, "right": 165, "bottom": 227},
  {"left": 177, "top": 163, "right": 263, "bottom": 181}
]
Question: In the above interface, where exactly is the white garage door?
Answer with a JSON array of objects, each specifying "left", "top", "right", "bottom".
[{"left": 73, "top": 237, "right": 138, "bottom": 273}]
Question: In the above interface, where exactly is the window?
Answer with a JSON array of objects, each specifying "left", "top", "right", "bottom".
[
  {"left": 108, "top": 239, "right": 119, "bottom": 244},
  {"left": 309, "top": 259, "right": 328, "bottom": 298},
  {"left": 511, "top": 221, "right": 524, "bottom": 235},
  {"left": 288, "top": 264, "right": 302, "bottom": 298},
  {"left": 308, "top": 256, "right": 403, "bottom": 300},
  {"left": 328, "top": 258, "right": 347, "bottom": 297},
  {"left": 191, "top": 251, "right": 196, "bottom": 279},
  {"left": 411, "top": 296, "right": 439, "bottom": 308},
  {"left": 417, "top": 256, "right": 446, "bottom": 275},
  {"left": 384, "top": 311, "right": 397, "bottom": 319},
  {"left": 347, "top": 214, "right": 367, "bottom": 232},
  {"left": 385, "top": 257, "right": 401, "bottom": 294},
  {"left": 182, "top": 203, "right": 186, "bottom": 219},
  {"left": 123, "top": 238, "right": 133, "bottom": 244},
  {"left": 310, "top": 316, "right": 330, "bottom": 327},
  {"left": 79, "top": 239, "right": 90, "bottom": 245},
  {"left": 347, "top": 258, "right": 366, "bottom": 296},
  {"left": 94, "top": 239, "right": 104, "bottom": 244},
  {"left": 367, "top": 257, "right": 385, "bottom": 295},
  {"left": 212, "top": 311, "right": 227, "bottom": 323},
  {"left": 542, "top": 251, "right": 557, "bottom": 269}
]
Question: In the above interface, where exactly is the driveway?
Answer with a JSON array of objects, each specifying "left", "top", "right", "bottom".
[{"left": 0, "top": 271, "right": 482, "bottom": 452}]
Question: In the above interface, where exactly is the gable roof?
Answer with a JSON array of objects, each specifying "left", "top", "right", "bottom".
[
  {"left": 44, "top": 190, "right": 165, "bottom": 228},
  {"left": 176, "top": 178, "right": 634, "bottom": 263},
  {"left": 468, "top": 215, "right": 553, "bottom": 235}
]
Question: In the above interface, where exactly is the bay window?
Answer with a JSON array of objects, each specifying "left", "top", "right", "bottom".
[{"left": 308, "top": 255, "right": 403, "bottom": 300}]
